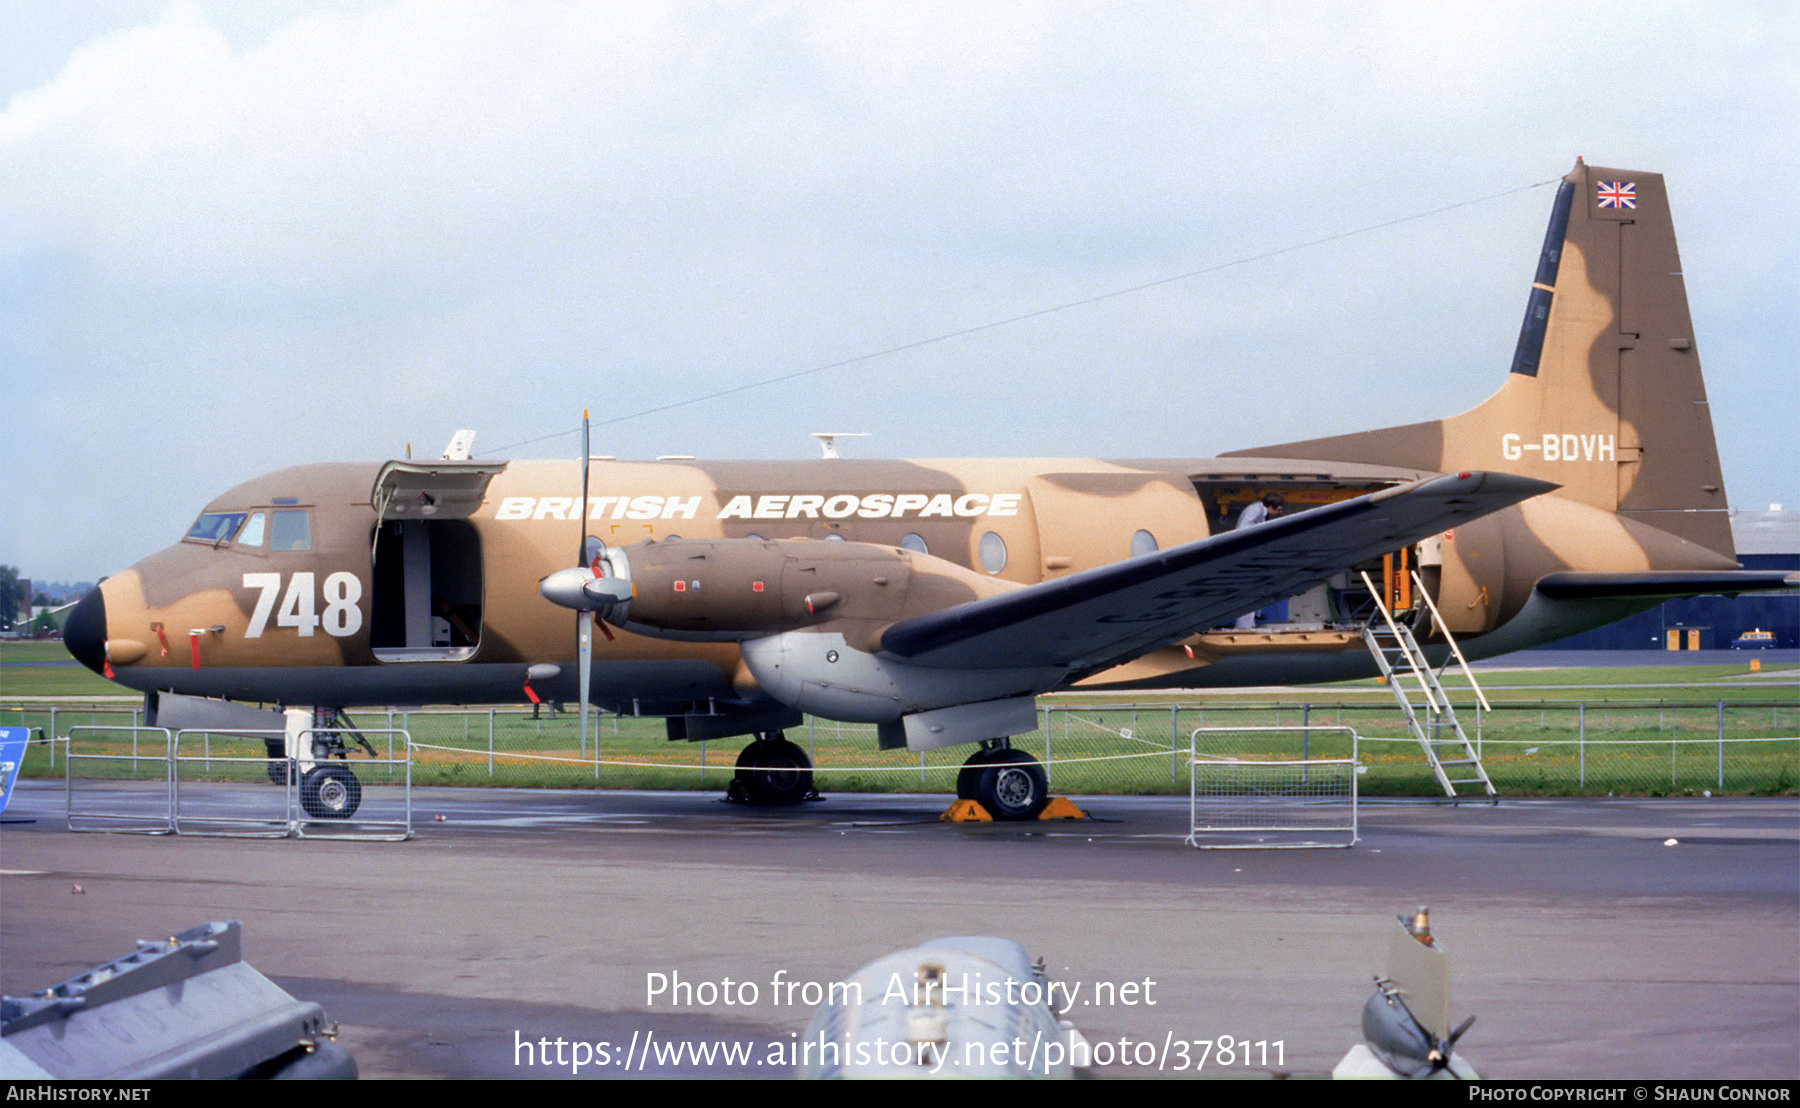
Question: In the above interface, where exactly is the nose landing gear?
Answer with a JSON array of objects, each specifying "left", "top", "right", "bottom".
[{"left": 274, "top": 708, "right": 374, "bottom": 820}]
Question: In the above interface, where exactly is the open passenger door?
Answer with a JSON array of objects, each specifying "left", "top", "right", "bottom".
[{"left": 368, "top": 460, "right": 507, "bottom": 661}]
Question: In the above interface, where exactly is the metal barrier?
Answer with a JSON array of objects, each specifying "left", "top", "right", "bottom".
[
  {"left": 172, "top": 728, "right": 413, "bottom": 842},
  {"left": 1187, "top": 725, "right": 1360, "bottom": 849},
  {"left": 171, "top": 730, "right": 296, "bottom": 839},
  {"left": 64, "top": 726, "right": 411, "bottom": 840},
  {"left": 64, "top": 726, "right": 175, "bottom": 834}
]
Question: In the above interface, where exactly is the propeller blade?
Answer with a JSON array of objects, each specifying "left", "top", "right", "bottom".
[
  {"left": 578, "top": 409, "right": 590, "bottom": 566},
  {"left": 578, "top": 609, "right": 593, "bottom": 756},
  {"left": 578, "top": 409, "right": 593, "bottom": 756},
  {"left": 1444, "top": 1015, "right": 1477, "bottom": 1050}
]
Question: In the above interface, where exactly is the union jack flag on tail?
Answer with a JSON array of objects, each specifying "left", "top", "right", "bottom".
[{"left": 1596, "top": 180, "right": 1636, "bottom": 209}]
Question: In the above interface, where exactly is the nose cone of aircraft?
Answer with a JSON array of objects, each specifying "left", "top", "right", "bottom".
[{"left": 64, "top": 586, "right": 108, "bottom": 675}]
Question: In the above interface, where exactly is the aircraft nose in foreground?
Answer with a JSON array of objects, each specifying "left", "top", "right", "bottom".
[{"left": 64, "top": 586, "right": 108, "bottom": 675}]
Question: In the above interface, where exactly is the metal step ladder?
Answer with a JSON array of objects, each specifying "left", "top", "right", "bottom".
[{"left": 1358, "top": 570, "right": 1496, "bottom": 800}]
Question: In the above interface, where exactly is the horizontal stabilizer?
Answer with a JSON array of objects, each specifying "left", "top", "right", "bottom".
[{"left": 1534, "top": 571, "right": 1799, "bottom": 601}]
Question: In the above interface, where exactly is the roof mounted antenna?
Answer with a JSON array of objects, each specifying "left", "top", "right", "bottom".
[
  {"left": 812, "top": 432, "right": 869, "bottom": 460},
  {"left": 442, "top": 429, "right": 477, "bottom": 461}
]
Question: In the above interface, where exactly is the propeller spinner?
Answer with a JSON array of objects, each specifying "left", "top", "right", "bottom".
[{"left": 537, "top": 558, "right": 634, "bottom": 614}]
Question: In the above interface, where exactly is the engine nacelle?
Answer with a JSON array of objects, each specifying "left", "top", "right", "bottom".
[
  {"left": 739, "top": 630, "right": 1062, "bottom": 728},
  {"left": 608, "top": 536, "right": 1003, "bottom": 645}
]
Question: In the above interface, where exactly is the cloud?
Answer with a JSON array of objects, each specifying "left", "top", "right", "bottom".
[{"left": 1, "top": 0, "right": 1795, "bottom": 578}]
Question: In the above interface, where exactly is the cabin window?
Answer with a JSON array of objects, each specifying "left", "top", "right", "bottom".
[
  {"left": 978, "top": 531, "right": 1007, "bottom": 574},
  {"left": 185, "top": 512, "right": 248, "bottom": 543},
  {"left": 271, "top": 510, "right": 312, "bottom": 551},
  {"left": 1131, "top": 529, "right": 1158, "bottom": 557},
  {"left": 899, "top": 533, "right": 928, "bottom": 554}
]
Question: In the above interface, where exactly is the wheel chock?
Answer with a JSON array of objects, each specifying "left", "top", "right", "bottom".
[
  {"left": 940, "top": 797, "right": 1088, "bottom": 822},
  {"left": 1037, "top": 797, "right": 1088, "bottom": 821}
]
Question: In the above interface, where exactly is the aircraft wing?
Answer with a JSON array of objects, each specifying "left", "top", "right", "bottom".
[{"left": 878, "top": 471, "right": 1554, "bottom": 674}]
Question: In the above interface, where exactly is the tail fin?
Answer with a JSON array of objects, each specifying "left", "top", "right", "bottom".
[{"left": 1230, "top": 159, "right": 1734, "bottom": 559}]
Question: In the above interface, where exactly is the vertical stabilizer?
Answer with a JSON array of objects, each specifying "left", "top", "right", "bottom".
[{"left": 1229, "top": 160, "right": 1734, "bottom": 558}]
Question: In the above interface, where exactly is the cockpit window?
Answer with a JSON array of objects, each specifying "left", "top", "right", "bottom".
[
  {"left": 186, "top": 512, "right": 248, "bottom": 543},
  {"left": 271, "top": 509, "right": 312, "bottom": 551},
  {"left": 185, "top": 508, "right": 310, "bottom": 549}
]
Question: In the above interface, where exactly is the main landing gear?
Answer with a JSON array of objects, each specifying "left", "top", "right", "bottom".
[
  {"left": 728, "top": 731, "right": 819, "bottom": 806},
  {"left": 956, "top": 741, "right": 1050, "bottom": 821},
  {"left": 727, "top": 734, "right": 1052, "bottom": 819}
]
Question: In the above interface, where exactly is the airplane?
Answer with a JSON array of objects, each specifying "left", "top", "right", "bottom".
[{"left": 60, "top": 159, "right": 1796, "bottom": 821}]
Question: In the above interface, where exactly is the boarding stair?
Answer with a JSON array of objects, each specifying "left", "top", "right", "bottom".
[{"left": 1357, "top": 570, "right": 1496, "bottom": 801}]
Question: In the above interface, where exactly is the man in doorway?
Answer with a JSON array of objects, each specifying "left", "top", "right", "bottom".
[
  {"left": 1236, "top": 492, "right": 1285, "bottom": 532},
  {"left": 1234, "top": 494, "right": 1286, "bottom": 630}
]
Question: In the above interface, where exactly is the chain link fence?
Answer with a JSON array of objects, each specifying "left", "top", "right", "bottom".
[{"left": 11, "top": 698, "right": 1797, "bottom": 798}]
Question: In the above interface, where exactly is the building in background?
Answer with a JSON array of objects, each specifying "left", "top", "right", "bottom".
[{"left": 1552, "top": 509, "right": 1800, "bottom": 650}]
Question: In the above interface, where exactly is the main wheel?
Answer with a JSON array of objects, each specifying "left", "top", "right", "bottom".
[
  {"left": 956, "top": 745, "right": 1007, "bottom": 800},
  {"left": 733, "top": 736, "right": 815, "bottom": 806},
  {"left": 299, "top": 764, "right": 362, "bottom": 820},
  {"left": 959, "top": 747, "right": 1049, "bottom": 820}
]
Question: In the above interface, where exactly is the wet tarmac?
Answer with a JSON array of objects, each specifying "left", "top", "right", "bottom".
[{"left": 1, "top": 780, "right": 1795, "bottom": 1079}]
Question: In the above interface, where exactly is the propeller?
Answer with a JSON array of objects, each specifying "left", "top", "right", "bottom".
[
  {"left": 577, "top": 410, "right": 591, "bottom": 754},
  {"left": 535, "top": 411, "right": 633, "bottom": 751}
]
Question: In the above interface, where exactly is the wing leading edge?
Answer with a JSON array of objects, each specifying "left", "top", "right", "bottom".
[{"left": 878, "top": 471, "right": 1556, "bottom": 674}]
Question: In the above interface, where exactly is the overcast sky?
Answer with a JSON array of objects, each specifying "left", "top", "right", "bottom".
[{"left": 4, "top": 0, "right": 1796, "bottom": 583}]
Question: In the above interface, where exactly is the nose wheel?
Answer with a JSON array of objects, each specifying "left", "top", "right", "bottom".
[
  {"left": 300, "top": 764, "right": 363, "bottom": 820},
  {"left": 729, "top": 733, "right": 818, "bottom": 806},
  {"left": 957, "top": 744, "right": 1050, "bottom": 821}
]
